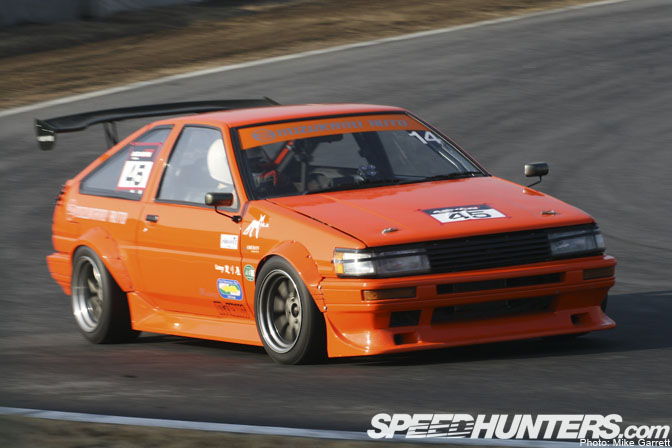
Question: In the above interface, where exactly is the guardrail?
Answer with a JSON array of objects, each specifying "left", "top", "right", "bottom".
[{"left": 0, "top": 0, "right": 203, "bottom": 27}]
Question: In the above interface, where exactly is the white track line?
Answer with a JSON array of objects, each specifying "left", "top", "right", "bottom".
[
  {"left": 0, "top": 406, "right": 580, "bottom": 447},
  {"left": 0, "top": 0, "right": 635, "bottom": 119}
]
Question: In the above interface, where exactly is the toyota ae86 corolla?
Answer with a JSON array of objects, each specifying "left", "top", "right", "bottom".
[{"left": 36, "top": 99, "right": 616, "bottom": 364}]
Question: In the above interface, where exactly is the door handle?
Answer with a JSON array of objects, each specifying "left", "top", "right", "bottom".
[{"left": 145, "top": 214, "right": 159, "bottom": 223}]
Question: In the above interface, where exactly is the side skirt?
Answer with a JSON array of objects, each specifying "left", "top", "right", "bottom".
[{"left": 127, "top": 292, "right": 262, "bottom": 346}]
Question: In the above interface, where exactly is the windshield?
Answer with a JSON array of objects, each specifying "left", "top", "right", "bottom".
[{"left": 236, "top": 113, "right": 484, "bottom": 199}]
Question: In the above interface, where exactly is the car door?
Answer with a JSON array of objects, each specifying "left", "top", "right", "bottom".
[{"left": 135, "top": 125, "right": 249, "bottom": 318}]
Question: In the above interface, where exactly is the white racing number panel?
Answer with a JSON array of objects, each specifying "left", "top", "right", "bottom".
[
  {"left": 423, "top": 204, "right": 507, "bottom": 223},
  {"left": 116, "top": 143, "right": 161, "bottom": 193}
]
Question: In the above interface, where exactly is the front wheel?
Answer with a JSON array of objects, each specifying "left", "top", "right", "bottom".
[
  {"left": 255, "top": 258, "right": 325, "bottom": 364},
  {"left": 71, "top": 247, "right": 139, "bottom": 344}
]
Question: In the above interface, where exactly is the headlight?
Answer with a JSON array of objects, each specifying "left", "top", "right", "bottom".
[
  {"left": 333, "top": 248, "right": 430, "bottom": 278},
  {"left": 548, "top": 225, "right": 605, "bottom": 257}
]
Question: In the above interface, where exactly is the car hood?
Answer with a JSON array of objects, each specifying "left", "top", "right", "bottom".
[{"left": 268, "top": 177, "right": 595, "bottom": 247}]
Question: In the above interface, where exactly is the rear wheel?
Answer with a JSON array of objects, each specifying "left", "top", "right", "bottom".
[
  {"left": 71, "top": 247, "right": 139, "bottom": 343},
  {"left": 255, "top": 257, "right": 325, "bottom": 364}
]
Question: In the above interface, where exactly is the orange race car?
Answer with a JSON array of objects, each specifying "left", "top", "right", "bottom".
[{"left": 37, "top": 99, "right": 616, "bottom": 364}]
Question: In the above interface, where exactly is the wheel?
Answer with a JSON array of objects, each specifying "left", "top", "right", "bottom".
[
  {"left": 71, "top": 247, "right": 139, "bottom": 344},
  {"left": 255, "top": 257, "right": 326, "bottom": 364}
]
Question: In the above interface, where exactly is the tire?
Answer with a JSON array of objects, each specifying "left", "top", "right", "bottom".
[
  {"left": 71, "top": 247, "right": 139, "bottom": 344},
  {"left": 255, "top": 257, "right": 326, "bottom": 364}
]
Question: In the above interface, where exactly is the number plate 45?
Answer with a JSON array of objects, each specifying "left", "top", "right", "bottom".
[{"left": 424, "top": 204, "right": 506, "bottom": 223}]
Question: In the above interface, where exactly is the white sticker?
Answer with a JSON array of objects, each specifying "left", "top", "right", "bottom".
[
  {"left": 408, "top": 130, "right": 441, "bottom": 144},
  {"left": 243, "top": 214, "right": 269, "bottom": 239},
  {"left": 424, "top": 204, "right": 506, "bottom": 223},
  {"left": 220, "top": 233, "right": 239, "bottom": 250},
  {"left": 117, "top": 161, "right": 153, "bottom": 190},
  {"left": 130, "top": 151, "right": 154, "bottom": 158},
  {"left": 65, "top": 201, "right": 128, "bottom": 224},
  {"left": 215, "top": 264, "right": 241, "bottom": 276}
]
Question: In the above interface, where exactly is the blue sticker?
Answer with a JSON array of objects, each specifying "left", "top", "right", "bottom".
[{"left": 217, "top": 279, "right": 243, "bottom": 301}]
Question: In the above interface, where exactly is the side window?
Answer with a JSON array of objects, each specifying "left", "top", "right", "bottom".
[
  {"left": 80, "top": 127, "right": 172, "bottom": 200},
  {"left": 157, "top": 127, "right": 236, "bottom": 206}
]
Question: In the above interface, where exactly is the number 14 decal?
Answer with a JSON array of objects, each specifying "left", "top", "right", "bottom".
[{"left": 408, "top": 131, "right": 441, "bottom": 144}]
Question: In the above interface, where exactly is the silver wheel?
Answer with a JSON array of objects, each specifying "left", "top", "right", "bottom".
[
  {"left": 258, "top": 269, "right": 302, "bottom": 353},
  {"left": 71, "top": 247, "right": 139, "bottom": 344},
  {"left": 73, "top": 255, "right": 104, "bottom": 332}
]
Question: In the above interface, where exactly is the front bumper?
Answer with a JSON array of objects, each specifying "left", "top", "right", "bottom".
[{"left": 320, "top": 255, "right": 616, "bottom": 358}]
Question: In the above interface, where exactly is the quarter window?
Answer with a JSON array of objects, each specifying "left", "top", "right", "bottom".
[
  {"left": 157, "top": 127, "right": 237, "bottom": 206},
  {"left": 80, "top": 127, "right": 172, "bottom": 200}
]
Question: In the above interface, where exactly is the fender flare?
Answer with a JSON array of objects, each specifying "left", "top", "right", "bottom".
[
  {"left": 257, "top": 241, "right": 325, "bottom": 310},
  {"left": 73, "top": 227, "right": 134, "bottom": 292}
]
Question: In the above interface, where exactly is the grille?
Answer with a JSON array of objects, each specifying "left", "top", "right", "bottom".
[
  {"left": 431, "top": 296, "right": 554, "bottom": 325},
  {"left": 436, "top": 273, "right": 563, "bottom": 294},
  {"left": 423, "top": 225, "right": 595, "bottom": 274},
  {"left": 389, "top": 310, "right": 421, "bottom": 328}
]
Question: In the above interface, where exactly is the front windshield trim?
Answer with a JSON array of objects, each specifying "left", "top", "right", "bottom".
[{"left": 230, "top": 111, "right": 489, "bottom": 201}]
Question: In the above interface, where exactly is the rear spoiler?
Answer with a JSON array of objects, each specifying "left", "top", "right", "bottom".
[{"left": 34, "top": 98, "right": 279, "bottom": 150}]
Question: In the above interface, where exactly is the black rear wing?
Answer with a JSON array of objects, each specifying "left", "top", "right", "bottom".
[{"left": 35, "top": 98, "right": 279, "bottom": 150}]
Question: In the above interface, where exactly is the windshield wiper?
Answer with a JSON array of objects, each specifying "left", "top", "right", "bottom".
[
  {"left": 419, "top": 171, "right": 485, "bottom": 181},
  {"left": 389, "top": 171, "right": 485, "bottom": 186},
  {"left": 304, "top": 172, "right": 484, "bottom": 195},
  {"left": 304, "top": 178, "right": 403, "bottom": 195}
]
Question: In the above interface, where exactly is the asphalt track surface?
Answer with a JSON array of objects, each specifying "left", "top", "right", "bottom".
[{"left": 1, "top": 0, "right": 670, "bottom": 436}]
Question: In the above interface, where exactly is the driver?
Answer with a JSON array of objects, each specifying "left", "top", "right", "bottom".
[{"left": 206, "top": 139, "right": 234, "bottom": 193}]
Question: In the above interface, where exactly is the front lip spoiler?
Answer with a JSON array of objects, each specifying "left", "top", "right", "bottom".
[{"left": 324, "top": 303, "right": 615, "bottom": 358}]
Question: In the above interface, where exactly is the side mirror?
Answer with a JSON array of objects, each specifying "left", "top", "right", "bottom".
[
  {"left": 205, "top": 192, "right": 241, "bottom": 223},
  {"left": 205, "top": 192, "right": 234, "bottom": 207},
  {"left": 524, "top": 162, "right": 549, "bottom": 187}
]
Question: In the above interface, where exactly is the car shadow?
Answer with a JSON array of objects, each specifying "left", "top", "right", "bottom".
[{"left": 133, "top": 334, "right": 267, "bottom": 355}]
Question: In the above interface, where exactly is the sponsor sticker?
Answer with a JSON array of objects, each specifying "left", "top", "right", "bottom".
[
  {"left": 220, "top": 233, "right": 239, "bottom": 250},
  {"left": 217, "top": 279, "right": 243, "bottom": 301},
  {"left": 243, "top": 265, "right": 255, "bottom": 281},
  {"left": 65, "top": 200, "right": 128, "bottom": 224},
  {"left": 424, "top": 204, "right": 506, "bottom": 223},
  {"left": 243, "top": 214, "right": 269, "bottom": 239},
  {"left": 238, "top": 114, "right": 420, "bottom": 149},
  {"left": 215, "top": 264, "right": 241, "bottom": 276},
  {"left": 213, "top": 301, "right": 250, "bottom": 318}
]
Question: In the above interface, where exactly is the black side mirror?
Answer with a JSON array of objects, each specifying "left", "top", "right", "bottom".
[
  {"left": 205, "top": 192, "right": 241, "bottom": 223},
  {"left": 524, "top": 162, "right": 549, "bottom": 187},
  {"left": 205, "top": 192, "right": 234, "bottom": 207}
]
